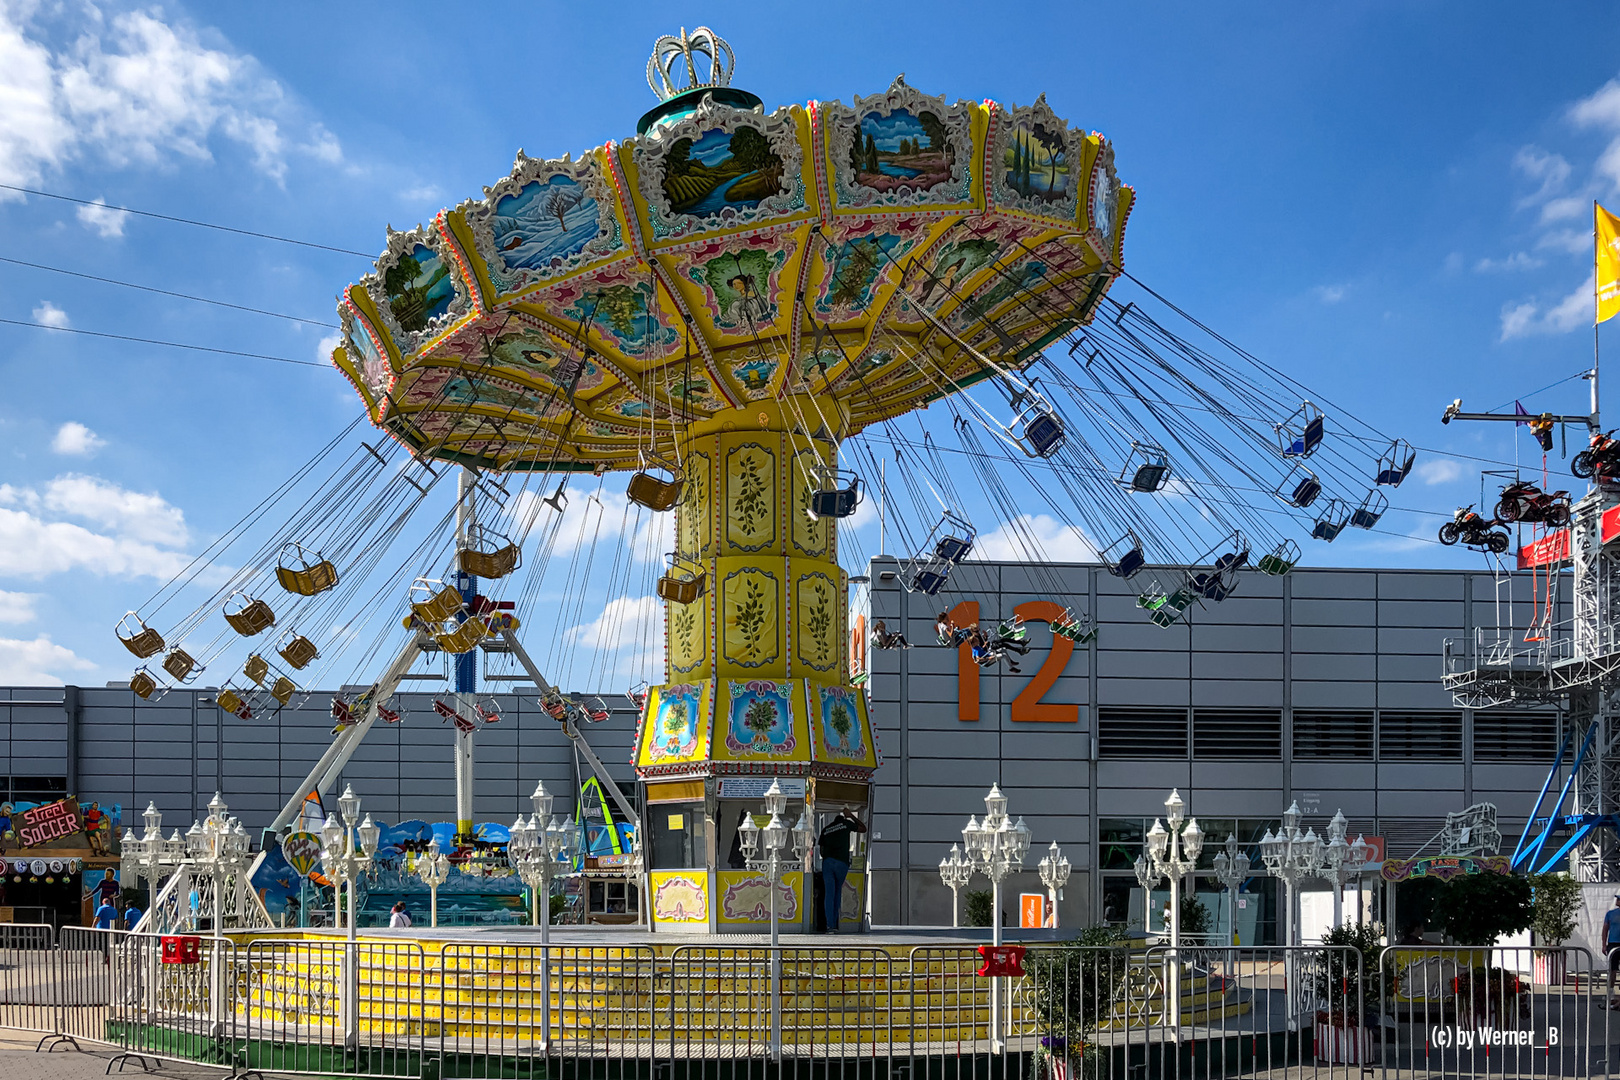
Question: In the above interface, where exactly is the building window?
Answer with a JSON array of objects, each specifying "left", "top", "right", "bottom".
[
  {"left": 2, "top": 777, "right": 67, "bottom": 804},
  {"left": 1472, "top": 712, "right": 1560, "bottom": 762},
  {"left": 1377, "top": 712, "right": 1463, "bottom": 761},
  {"left": 1192, "top": 710, "right": 1282, "bottom": 760},
  {"left": 648, "top": 802, "right": 707, "bottom": 870},
  {"left": 1293, "top": 711, "right": 1374, "bottom": 759},
  {"left": 1098, "top": 709, "right": 1188, "bottom": 758}
]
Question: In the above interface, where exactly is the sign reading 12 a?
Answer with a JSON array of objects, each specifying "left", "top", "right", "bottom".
[{"left": 949, "top": 599, "right": 1079, "bottom": 723}]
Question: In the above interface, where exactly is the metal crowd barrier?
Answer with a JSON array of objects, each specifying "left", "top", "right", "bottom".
[{"left": 4, "top": 932, "right": 1619, "bottom": 1078}]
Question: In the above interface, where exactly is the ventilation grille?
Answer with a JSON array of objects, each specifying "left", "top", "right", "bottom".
[
  {"left": 1293, "top": 711, "right": 1375, "bottom": 759},
  {"left": 1192, "top": 709, "right": 1282, "bottom": 759},
  {"left": 1378, "top": 711, "right": 1463, "bottom": 761},
  {"left": 1376, "top": 818, "right": 1445, "bottom": 859},
  {"left": 1098, "top": 709, "right": 1188, "bottom": 758},
  {"left": 1473, "top": 712, "right": 1561, "bottom": 762}
]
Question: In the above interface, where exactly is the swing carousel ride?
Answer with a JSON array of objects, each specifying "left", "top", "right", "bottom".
[{"left": 111, "top": 28, "right": 1421, "bottom": 925}]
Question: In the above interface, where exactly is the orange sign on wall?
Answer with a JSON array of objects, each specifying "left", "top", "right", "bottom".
[{"left": 1019, "top": 893, "right": 1051, "bottom": 928}]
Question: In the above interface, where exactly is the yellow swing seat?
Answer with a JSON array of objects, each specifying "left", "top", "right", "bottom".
[
  {"left": 161, "top": 647, "right": 199, "bottom": 683},
  {"left": 627, "top": 461, "right": 685, "bottom": 512},
  {"left": 217, "top": 689, "right": 246, "bottom": 715},
  {"left": 117, "top": 613, "right": 166, "bottom": 659},
  {"left": 130, "top": 669, "right": 158, "bottom": 700},
  {"left": 435, "top": 617, "right": 489, "bottom": 655},
  {"left": 244, "top": 655, "right": 269, "bottom": 685},
  {"left": 278, "top": 633, "right": 319, "bottom": 670},
  {"left": 459, "top": 543, "right": 520, "bottom": 580},
  {"left": 275, "top": 543, "right": 339, "bottom": 596},
  {"left": 270, "top": 677, "right": 297, "bottom": 706},
  {"left": 410, "top": 583, "right": 464, "bottom": 624},
  {"left": 224, "top": 594, "right": 276, "bottom": 637}
]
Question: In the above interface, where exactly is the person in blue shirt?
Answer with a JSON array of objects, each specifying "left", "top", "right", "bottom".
[
  {"left": 93, "top": 901, "right": 118, "bottom": 965},
  {"left": 1605, "top": 894, "right": 1620, "bottom": 1007},
  {"left": 122, "top": 904, "right": 142, "bottom": 931}
]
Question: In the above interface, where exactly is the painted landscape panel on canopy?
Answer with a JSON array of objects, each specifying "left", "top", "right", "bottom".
[
  {"left": 662, "top": 125, "right": 790, "bottom": 219},
  {"left": 542, "top": 266, "right": 681, "bottom": 366},
  {"left": 491, "top": 175, "right": 605, "bottom": 273},
  {"left": 808, "top": 682, "right": 876, "bottom": 768},
  {"left": 672, "top": 232, "right": 798, "bottom": 337},
  {"left": 811, "top": 222, "right": 928, "bottom": 323},
  {"left": 719, "top": 678, "right": 807, "bottom": 761},
  {"left": 851, "top": 107, "right": 954, "bottom": 193},
  {"left": 431, "top": 321, "right": 612, "bottom": 399},
  {"left": 383, "top": 243, "right": 459, "bottom": 335}
]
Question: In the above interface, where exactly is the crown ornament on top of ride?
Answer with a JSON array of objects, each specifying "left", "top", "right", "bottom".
[{"left": 646, "top": 26, "right": 737, "bottom": 101}]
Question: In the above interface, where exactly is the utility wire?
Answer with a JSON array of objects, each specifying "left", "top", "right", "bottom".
[
  {"left": 0, "top": 317, "right": 328, "bottom": 369},
  {"left": 0, "top": 256, "right": 338, "bottom": 328},
  {"left": 0, "top": 183, "right": 375, "bottom": 259}
]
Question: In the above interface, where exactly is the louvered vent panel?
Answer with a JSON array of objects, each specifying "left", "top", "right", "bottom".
[
  {"left": 1473, "top": 712, "right": 1560, "bottom": 762},
  {"left": 1293, "top": 711, "right": 1375, "bottom": 759},
  {"left": 1378, "top": 711, "right": 1463, "bottom": 761},
  {"left": 1192, "top": 709, "right": 1282, "bottom": 759},
  {"left": 1098, "top": 708, "right": 1188, "bottom": 758}
]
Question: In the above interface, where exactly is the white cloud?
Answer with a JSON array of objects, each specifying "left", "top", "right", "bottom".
[
  {"left": 1474, "top": 252, "right": 1543, "bottom": 273},
  {"left": 51, "top": 421, "right": 105, "bottom": 456},
  {"left": 1415, "top": 459, "right": 1462, "bottom": 485},
  {"left": 1513, "top": 146, "right": 1572, "bottom": 206},
  {"left": 1570, "top": 77, "right": 1620, "bottom": 195},
  {"left": 400, "top": 183, "right": 442, "bottom": 203},
  {"left": 75, "top": 197, "right": 129, "bottom": 237},
  {"left": 0, "top": 6, "right": 340, "bottom": 194},
  {"left": 0, "top": 590, "right": 39, "bottom": 623},
  {"left": 972, "top": 514, "right": 1096, "bottom": 563},
  {"left": 316, "top": 332, "right": 341, "bottom": 365},
  {"left": 1499, "top": 274, "right": 1594, "bottom": 340},
  {"left": 1313, "top": 285, "right": 1346, "bottom": 304},
  {"left": 1539, "top": 195, "right": 1586, "bottom": 224},
  {"left": 1537, "top": 229, "right": 1591, "bottom": 254},
  {"left": 0, "top": 473, "right": 192, "bottom": 579},
  {"left": 565, "top": 594, "right": 665, "bottom": 683},
  {"left": 0, "top": 634, "right": 95, "bottom": 685},
  {"left": 31, "top": 300, "right": 69, "bottom": 327},
  {"left": 507, "top": 485, "right": 667, "bottom": 561}
]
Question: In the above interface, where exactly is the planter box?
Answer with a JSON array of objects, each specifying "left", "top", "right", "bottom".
[
  {"left": 1315, "top": 1022, "right": 1374, "bottom": 1064},
  {"left": 1532, "top": 950, "right": 1567, "bottom": 987}
]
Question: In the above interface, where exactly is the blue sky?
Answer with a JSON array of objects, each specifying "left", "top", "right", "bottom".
[{"left": 1, "top": 2, "right": 1619, "bottom": 687}]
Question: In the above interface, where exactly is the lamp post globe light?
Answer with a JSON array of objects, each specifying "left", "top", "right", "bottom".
[
  {"left": 1132, "top": 789, "right": 1203, "bottom": 1036},
  {"left": 938, "top": 844, "right": 974, "bottom": 928},
  {"left": 1210, "top": 835, "right": 1252, "bottom": 947},
  {"left": 1321, "top": 811, "right": 1371, "bottom": 928},
  {"left": 415, "top": 838, "right": 452, "bottom": 928},
  {"left": 960, "top": 784, "right": 1032, "bottom": 1053},
  {"left": 737, "top": 779, "right": 814, "bottom": 1062},
  {"left": 1037, "top": 842, "right": 1070, "bottom": 929},
  {"left": 119, "top": 801, "right": 173, "bottom": 921}
]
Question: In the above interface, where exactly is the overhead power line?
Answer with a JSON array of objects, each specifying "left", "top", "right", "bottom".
[
  {"left": 0, "top": 317, "right": 330, "bottom": 369},
  {"left": 0, "top": 183, "right": 376, "bottom": 259},
  {"left": 0, "top": 256, "right": 338, "bottom": 328}
]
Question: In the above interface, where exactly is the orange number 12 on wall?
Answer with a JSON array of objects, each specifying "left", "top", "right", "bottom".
[{"left": 953, "top": 599, "right": 1078, "bottom": 723}]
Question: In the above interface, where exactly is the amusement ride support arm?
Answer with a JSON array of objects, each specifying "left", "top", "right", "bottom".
[{"left": 498, "top": 628, "right": 642, "bottom": 830}]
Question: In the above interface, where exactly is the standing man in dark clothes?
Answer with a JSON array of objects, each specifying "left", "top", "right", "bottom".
[{"left": 818, "top": 807, "right": 867, "bottom": 933}]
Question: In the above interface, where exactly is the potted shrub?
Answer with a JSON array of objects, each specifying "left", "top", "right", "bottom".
[
  {"left": 1022, "top": 927, "right": 1129, "bottom": 1080},
  {"left": 1527, "top": 872, "right": 1581, "bottom": 986},
  {"left": 1452, "top": 967, "right": 1530, "bottom": 1027},
  {"left": 1311, "top": 923, "right": 1394, "bottom": 1065}
]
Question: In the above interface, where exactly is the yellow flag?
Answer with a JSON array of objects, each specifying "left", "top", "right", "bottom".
[{"left": 1599, "top": 202, "right": 1620, "bottom": 324}]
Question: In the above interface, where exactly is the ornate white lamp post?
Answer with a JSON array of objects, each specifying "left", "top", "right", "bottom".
[
  {"left": 1322, "top": 812, "right": 1370, "bottom": 928},
  {"left": 960, "top": 784, "right": 1032, "bottom": 1053},
  {"left": 1260, "top": 800, "right": 1340, "bottom": 1028},
  {"left": 737, "top": 779, "right": 814, "bottom": 1062},
  {"left": 1037, "top": 841, "right": 1070, "bottom": 929},
  {"left": 319, "top": 784, "right": 379, "bottom": 1050},
  {"left": 507, "top": 781, "right": 576, "bottom": 1053},
  {"left": 938, "top": 844, "right": 974, "bottom": 928},
  {"left": 1132, "top": 789, "right": 1203, "bottom": 1036},
  {"left": 119, "top": 802, "right": 172, "bottom": 920},
  {"left": 181, "top": 794, "right": 254, "bottom": 1035},
  {"left": 415, "top": 838, "right": 451, "bottom": 928},
  {"left": 1211, "top": 835, "right": 1252, "bottom": 947}
]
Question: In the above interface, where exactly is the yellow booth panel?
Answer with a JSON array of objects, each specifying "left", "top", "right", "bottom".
[
  {"left": 816, "top": 779, "right": 870, "bottom": 806},
  {"left": 717, "top": 871, "right": 803, "bottom": 926},
  {"left": 836, "top": 872, "right": 864, "bottom": 927},
  {"left": 644, "top": 779, "right": 705, "bottom": 804},
  {"left": 638, "top": 682, "right": 711, "bottom": 769},
  {"left": 807, "top": 682, "right": 879, "bottom": 769},
  {"left": 715, "top": 679, "right": 810, "bottom": 763},
  {"left": 649, "top": 870, "right": 708, "bottom": 925}
]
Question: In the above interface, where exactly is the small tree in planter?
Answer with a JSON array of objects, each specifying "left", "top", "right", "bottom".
[
  {"left": 966, "top": 889, "right": 994, "bottom": 928},
  {"left": 1527, "top": 872, "right": 1582, "bottom": 986},
  {"left": 1451, "top": 967, "right": 1530, "bottom": 1027},
  {"left": 1311, "top": 923, "right": 1396, "bottom": 1064},
  {"left": 1022, "top": 926, "right": 1131, "bottom": 1080}
]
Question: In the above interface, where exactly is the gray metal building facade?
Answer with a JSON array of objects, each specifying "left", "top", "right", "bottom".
[{"left": 0, "top": 560, "right": 1562, "bottom": 937}]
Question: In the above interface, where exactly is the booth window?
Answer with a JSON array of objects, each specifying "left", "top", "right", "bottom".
[{"left": 649, "top": 802, "right": 706, "bottom": 869}]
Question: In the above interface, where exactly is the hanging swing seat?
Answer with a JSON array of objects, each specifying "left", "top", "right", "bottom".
[
  {"left": 1276, "top": 402, "right": 1326, "bottom": 458},
  {"left": 161, "top": 647, "right": 201, "bottom": 683},
  {"left": 628, "top": 682, "right": 650, "bottom": 710},
  {"left": 1007, "top": 387, "right": 1066, "bottom": 458},
  {"left": 657, "top": 553, "right": 706, "bottom": 605},
  {"left": 1053, "top": 610, "right": 1099, "bottom": 644},
  {"left": 1102, "top": 533, "right": 1147, "bottom": 579},
  {"left": 410, "top": 581, "right": 465, "bottom": 624},
  {"left": 1311, "top": 500, "right": 1350, "bottom": 542},
  {"left": 583, "top": 696, "right": 611, "bottom": 723},
  {"left": 627, "top": 459, "right": 685, "bottom": 512},
  {"left": 475, "top": 700, "right": 502, "bottom": 725},
  {"left": 224, "top": 594, "right": 276, "bottom": 637},
  {"left": 243, "top": 654, "right": 269, "bottom": 685},
  {"left": 1118, "top": 443, "right": 1171, "bottom": 494},
  {"left": 1257, "top": 540, "right": 1301, "bottom": 576},
  {"left": 1350, "top": 490, "right": 1388, "bottom": 530},
  {"left": 435, "top": 616, "right": 490, "bottom": 655},
  {"left": 459, "top": 526, "right": 522, "bottom": 580},
  {"left": 930, "top": 511, "right": 977, "bottom": 564},
  {"left": 378, "top": 704, "right": 401, "bottom": 724},
  {"left": 270, "top": 677, "right": 296, "bottom": 706},
  {"left": 278, "top": 632, "right": 319, "bottom": 670},
  {"left": 331, "top": 698, "right": 356, "bottom": 726},
  {"left": 275, "top": 543, "right": 339, "bottom": 597},
  {"left": 903, "top": 558, "right": 951, "bottom": 596},
  {"left": 117, "top": 613, "right": 166, "bottom": 658},
  {"left": 130, "top": 668, "right": 158, "bottom": 700},
  {"left": 1274, "top": 460, "right": 1322, "bottom": 507},
  {"left": 542, "top": 691, "right": 570, "bottom": 721},
  {"left": 1138, "top": 585, "right": 1195, "bottom": 627},
  {"left": 1187, "top": 538, "right": 1249, "bottom": 602},
  {"left": 217, "top": 688, "right": 251, "bottom": 720},
  {"left": 808, "top": 469, "right": 864, "bottom": 520},
  {"left": 1375, "top": 440, "right": 1418, "bottom": 487}
]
